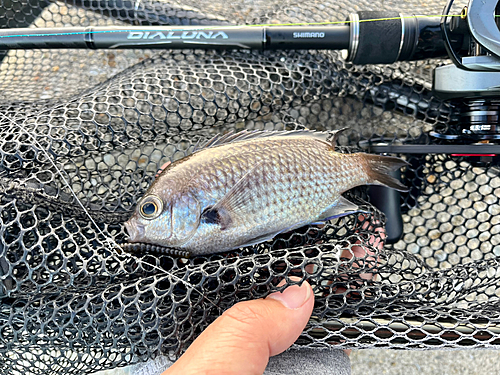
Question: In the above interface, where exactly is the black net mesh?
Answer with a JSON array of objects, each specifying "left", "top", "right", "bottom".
[{"left": 2, "top": 0, "right": 500, "bottom": 374}]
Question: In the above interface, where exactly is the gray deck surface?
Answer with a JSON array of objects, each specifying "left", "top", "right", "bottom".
[
  {"left": 351, "top": 349, "right": 500, "bottom": 375},
  {"left": 92, "top": 349, "right": 500, "bottom": 375}
]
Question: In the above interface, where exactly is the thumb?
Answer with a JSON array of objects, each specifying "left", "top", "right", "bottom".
[{"left": 164, "top": 280, "right": 314, "bottom": 375}]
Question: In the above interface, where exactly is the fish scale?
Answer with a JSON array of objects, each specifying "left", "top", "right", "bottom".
[{"left": 124, "top": 130, "right": 408, "bottom": 256}]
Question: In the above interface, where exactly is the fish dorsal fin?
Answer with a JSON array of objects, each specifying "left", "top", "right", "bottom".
[
  {"left": 193, "top": 128, "right": 349, "bottom": 153},
  {"left": 327, "top": 127, "right": 349, "bottom": 147}
]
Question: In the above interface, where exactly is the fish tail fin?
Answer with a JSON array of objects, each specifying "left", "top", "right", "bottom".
[{"left": 364, "top": 154, "right": 409, "bottom": 192}]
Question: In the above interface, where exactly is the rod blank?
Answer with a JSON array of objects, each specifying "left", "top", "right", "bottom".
[
  {"left": 0, "top": 25, "right": 350, "bottom": 51},
  {"left": 0, "top": 13, "right": 455, "bottom": 64}
]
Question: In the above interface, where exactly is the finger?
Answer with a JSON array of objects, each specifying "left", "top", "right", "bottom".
[{"left": 164, "top": 280, "right": 314, "bottom": 375}]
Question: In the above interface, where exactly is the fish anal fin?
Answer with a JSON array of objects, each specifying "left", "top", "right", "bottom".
[{"left": 315, "top": 196, "right": 365, "bottom": 222}]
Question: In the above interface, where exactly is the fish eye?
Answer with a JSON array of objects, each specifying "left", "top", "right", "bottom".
[
  {"left": 139, "top": 196, "right": 163, "bottom": 219},
  {"left": 142, "top": 202, "right": 157, "bottom": 216}
]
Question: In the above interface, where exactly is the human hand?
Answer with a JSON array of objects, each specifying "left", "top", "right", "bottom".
[
  {"left": 163, "top": 280, "right": 314, "bottom": 375},
  {"left": 163, "top": 215, "right": 381, "bottom": 374}
]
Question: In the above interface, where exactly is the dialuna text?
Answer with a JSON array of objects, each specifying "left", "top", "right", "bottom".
[{"left": 127, "top": 31, "right": 229, "bottom": 40}]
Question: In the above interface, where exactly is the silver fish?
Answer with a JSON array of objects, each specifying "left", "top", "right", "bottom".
[{"left": 124, "top": 129, "right": 408, "bottom": 256}]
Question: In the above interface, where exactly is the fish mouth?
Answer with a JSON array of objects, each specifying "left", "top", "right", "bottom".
[{"left": 124, "top": 219, "right": 145, "bottom": 242}]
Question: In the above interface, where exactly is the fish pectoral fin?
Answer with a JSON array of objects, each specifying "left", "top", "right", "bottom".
[
  {"left": 211, "top": 161, "right": 264, "bottom": 228},
  {"left": 315, "top": 196, "right": 367, "bottom": 222}
]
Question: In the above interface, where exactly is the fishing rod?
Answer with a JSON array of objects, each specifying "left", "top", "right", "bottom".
[
  {"left": 0, "top": 1, "right": 495, "bottom": 126},
  {"left": 0, "top": 0, "right": 498, "bottom": 137},
  {"left": 0, "top": 13, "right": 460, "bottom": 65}
]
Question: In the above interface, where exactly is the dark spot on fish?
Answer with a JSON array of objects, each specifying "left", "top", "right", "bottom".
[
  {"left": 201, "top": 206, "right": 220, "bottom": 225},
  {"left": 201, "top": 206, "right": 232, "bottom": 230}
]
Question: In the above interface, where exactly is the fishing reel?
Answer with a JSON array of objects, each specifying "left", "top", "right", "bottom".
[
  {"left": 348, "top": 0, "right": 500, "bottom": 242},
  {"left": 313, "top": 0, "right": 500, "bottom": 170},
  {"left": 340, "top": 0, "right": 500, "bottom": 145},
  {"left": 431, "top": 0, "right": 500, "bottom": 142}
]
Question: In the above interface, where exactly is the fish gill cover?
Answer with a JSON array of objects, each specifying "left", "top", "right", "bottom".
[{"left": 0, "top": 0, "right": 500, "bottom": 374}]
